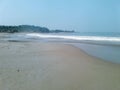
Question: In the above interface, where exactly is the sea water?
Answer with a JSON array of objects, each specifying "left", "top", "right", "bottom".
[{"left": 1, "top": 32, "right": 120, "bottom": 63}]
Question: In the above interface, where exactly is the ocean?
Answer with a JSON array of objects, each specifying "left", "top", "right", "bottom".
[{"left": 1, "top": 32, "right": 120, "bottom": 64}]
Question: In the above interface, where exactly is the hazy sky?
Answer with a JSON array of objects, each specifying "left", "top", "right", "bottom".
[{"left": 0, "top": 0, "right": 120, "bottom": 32}]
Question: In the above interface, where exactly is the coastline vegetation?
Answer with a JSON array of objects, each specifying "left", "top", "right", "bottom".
[{"left": 0, "top": 25, "right": 74, "bottom": 33}]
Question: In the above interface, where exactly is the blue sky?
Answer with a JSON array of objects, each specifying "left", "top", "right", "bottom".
[{"left": 0, "top": 0, "right": 119, "bottom": 32}]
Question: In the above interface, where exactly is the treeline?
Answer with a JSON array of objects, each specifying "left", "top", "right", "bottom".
[
  {"left": 0, "top": 25, "right": 74, "bottom": 33},
  {"left": 0, "top": 25, "right": 49, "bottom": 33}
]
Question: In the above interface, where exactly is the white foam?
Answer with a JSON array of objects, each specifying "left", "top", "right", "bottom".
[{"left": 26, "top": 33, "right": 120, "bottom": 42}]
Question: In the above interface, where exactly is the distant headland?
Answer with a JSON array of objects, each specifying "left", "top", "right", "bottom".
[{"left": 0, "top": 25, "right": 75, "bottom": 33}]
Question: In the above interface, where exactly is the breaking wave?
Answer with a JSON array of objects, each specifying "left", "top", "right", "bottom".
[{"left": 26, "top": 33, "right": 120, "bottom": 42}]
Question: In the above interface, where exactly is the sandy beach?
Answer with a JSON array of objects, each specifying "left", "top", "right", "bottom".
[{"left": 0, "top": 41, "right": 120, "bottom": 90}]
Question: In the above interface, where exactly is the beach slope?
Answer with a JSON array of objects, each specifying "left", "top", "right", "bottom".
[{"left": 0, "top": 42, "right": 120, "bottom": 90}]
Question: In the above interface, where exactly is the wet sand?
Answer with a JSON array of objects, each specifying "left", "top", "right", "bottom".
[{"left": 0, "top": 42, "right": 120, "bottom": 90}]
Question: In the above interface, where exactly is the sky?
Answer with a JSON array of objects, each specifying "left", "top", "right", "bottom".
[{"left": 0, "top": 0, "right": 120, "bottom": 32}]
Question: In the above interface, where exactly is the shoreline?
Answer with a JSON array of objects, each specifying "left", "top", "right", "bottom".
[
  {"left": 1, "top": 32, "right": 120, "bottom": 64},
  {"left": 68, "top": 43, "right": 120, "bottom": 65},
  {"left": 69, "top": 42, "right": 120, "bottom": 64},
  {"left": 1, "top": 39, "right": 120, "bottom": 64}
]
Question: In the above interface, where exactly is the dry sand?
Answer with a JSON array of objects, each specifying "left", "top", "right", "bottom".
[{"left": 0, "top": 42, "right": 120, "bottom": 90}]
